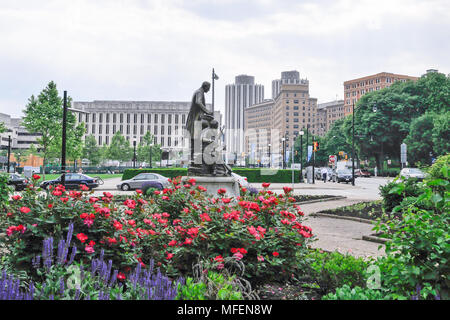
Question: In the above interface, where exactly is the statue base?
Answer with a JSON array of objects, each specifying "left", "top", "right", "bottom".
[{"left": 182, "top": 176, "right": 240, "bottom": 198}]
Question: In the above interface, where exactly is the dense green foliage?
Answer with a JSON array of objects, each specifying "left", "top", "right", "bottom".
[
  {"left": 379, "top": 179, "right": 423, "bottom": 214},
  {"left": 427, "top": 154, "right": 450, "bottom": 180},
  {"left": 303, "top": 250, "right": 370, "bottom": 294},
  {"left": 322, "top": 285, "right": 389, "bottom": 300},
  {"left": 374, "top": 168, "right": 449, "bottom": 300}
]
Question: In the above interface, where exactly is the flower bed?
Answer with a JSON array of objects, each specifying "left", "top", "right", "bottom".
[
  {"left": 0, "top": 177, "right": 313, "bottom": 290},
  {"left": 318, "top": 201, "right": 383, "bottom": 221}
]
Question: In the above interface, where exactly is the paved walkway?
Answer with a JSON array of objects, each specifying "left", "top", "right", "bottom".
[{"left": 300, "top": 199, "right": 386, "bottom": 258}]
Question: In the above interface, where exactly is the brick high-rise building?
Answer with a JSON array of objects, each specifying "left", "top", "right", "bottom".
[
  {"left": 317, "top": 100, "right": 345, "bottom": 136},
  {"left": 343, "top": 72, "right": 418, "bottom": 115}
]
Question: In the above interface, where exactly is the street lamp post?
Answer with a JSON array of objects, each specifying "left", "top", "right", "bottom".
[
  {"left": 282, "top": 136, "right": 286, "bottom": 169},
  {"left": 6, "top": 135, "right": 11, "bottom": 173},
  {"left": 268, "top": 144, "right": 271, "bottom": 168},
  {"left": 133, "top": 139, "right": 137, "bottom": 169},
  {"left": 149, "top": 143, "right": 153, "bottom": 168},
  {"left": 212, "top": 68, "right": 219, "bottom": 113},
  {"left": 299, "top": 130, "right": 304, "bottom": 183}
]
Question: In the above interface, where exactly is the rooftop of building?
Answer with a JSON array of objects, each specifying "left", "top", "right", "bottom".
[{"left": 344, "top": 72, "right": 419, "bottom": 84}]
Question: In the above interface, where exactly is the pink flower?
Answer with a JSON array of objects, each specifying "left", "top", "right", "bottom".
[
  {"left": 85, "top": 245, "right": 95, "bottom": 254},
  {"left": 257, "top": 256, "right": 265, "bottom": 262}
]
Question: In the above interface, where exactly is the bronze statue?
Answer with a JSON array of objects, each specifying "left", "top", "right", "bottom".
[{"left": 186, "top": 81, "right": 231, "bottom": 177}]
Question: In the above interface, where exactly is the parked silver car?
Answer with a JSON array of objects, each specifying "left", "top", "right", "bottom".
[
  {"left": 117, "top": 173, "right": 170, "bottom": 191},
  {"left": 399, "top": 168, "right": 426, "bottom": 180}
]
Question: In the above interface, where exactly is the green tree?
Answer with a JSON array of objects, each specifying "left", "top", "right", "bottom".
[
  {"left": 22, "top": 81, "right": 84, "bottom": 178},
  {"left": 431, "top": 111, "right": 450, "bottom": 157},
  {"left": 0, "top": 122, "right": 6, "bottom": 133},
  {"left": 108, "top": 132, "right": 132, "bottom": 162},
  {"left": 136, "top": 131, "right": 162, "bottom": 165},
  {"left": 83, "top": 135, "right": 102, "bottom": 166},
  {"left": 404, "top": 112, "right": 435, "bottom": 166},
  {"left": 13, "top": 149, "right": 29, "bottom": 167}
]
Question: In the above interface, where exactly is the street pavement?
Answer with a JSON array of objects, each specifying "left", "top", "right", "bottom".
[{"left": 91, "top": 176, "right": 390, "bottom": 258}]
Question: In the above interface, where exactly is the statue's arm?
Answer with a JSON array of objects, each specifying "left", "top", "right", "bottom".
[{"left": 196, "top": 91, "right": 212, "bottom": 114}]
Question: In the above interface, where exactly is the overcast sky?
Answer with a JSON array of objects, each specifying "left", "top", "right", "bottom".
[{"left": 0, "top": 0, "right": 449, "bottom": 118}]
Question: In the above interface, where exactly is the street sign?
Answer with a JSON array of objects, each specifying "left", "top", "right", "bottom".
[
  {"left": 329, "top": 155, "right": 336, "bottom": 163},
  {"left": 401, "top": 143, "right": 407, "bottom": 164}
]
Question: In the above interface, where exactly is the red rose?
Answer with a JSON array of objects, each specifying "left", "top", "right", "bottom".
[
  {"left": 20, "top": 207, "right": 31, "bottom": 214},
  {"left": 217, "top": 188, "right": 227, "bottom": 195},
  {"left": 262, "top": 183, "right": 270, "bottom": 188},
  {"left": 166, "top": 253, "right": 174, "bottom": 260},
  {"left": 76, "top": 233, "right": 88, "bottom": 243},
  {"left": 12, "top": 195, "right": 22, "bottom": 201},
  {"left": 32, "top": 174, "right": 41, "bottom": 180},
  {"left": 117, "top": 272, "right": 126, "bottom": 281},
  {"left": 272, "top": 251, "right": 279, "bottom": 257},
  {"left": 283, "top": 187, "right": 293, "bottom": 194}
]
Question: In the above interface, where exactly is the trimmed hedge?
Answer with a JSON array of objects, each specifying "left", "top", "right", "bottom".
[
  {"left": 367, "top": 168, "right": 401, "bottom": 177},
  {"left": 122, "top": 168, "right": 302, "bottom": 183},
  {"left": 232, "top": 168, "right": 301, "bottom": 183}
]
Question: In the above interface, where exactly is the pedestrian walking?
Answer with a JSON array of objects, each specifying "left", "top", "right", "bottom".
[{"left": 321, "top": 167, "right": 328, "bottom": 183}]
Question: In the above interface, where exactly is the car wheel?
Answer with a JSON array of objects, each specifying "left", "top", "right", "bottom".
[{"left": 121, "top": 184, "right": 131, "bottom": 191}]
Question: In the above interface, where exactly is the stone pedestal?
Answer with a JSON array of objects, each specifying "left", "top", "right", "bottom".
[{"left": 182, "top": 176, "right": 240, "bottom": 198}]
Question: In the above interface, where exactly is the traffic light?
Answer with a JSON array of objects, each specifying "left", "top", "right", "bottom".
[{"left": 313, "top": 141, "right": 320, "bottom": 152}]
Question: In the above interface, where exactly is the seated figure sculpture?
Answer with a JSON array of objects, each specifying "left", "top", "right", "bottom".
[{"left": 186, "top": 81, "right": 231, "bottom": 177}]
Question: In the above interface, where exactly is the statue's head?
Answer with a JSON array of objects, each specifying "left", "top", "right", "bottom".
[{"left": 201, "top": 81, "right": 211, "bottom": 93}]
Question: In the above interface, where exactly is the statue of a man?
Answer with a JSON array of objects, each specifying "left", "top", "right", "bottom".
[{"left": 186, "top": 81, "right": 213, "bottom": 160}]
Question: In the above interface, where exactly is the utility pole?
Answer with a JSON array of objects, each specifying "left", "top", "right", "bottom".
[
  {"left": 61, "top": 91, "right": 68, "bottom": 186},
  {"left": 312, "top": 135, "right": 315, "bottom": 184},
  {"left": 7, "top": 135, "right": 11, "bottom": 173}
]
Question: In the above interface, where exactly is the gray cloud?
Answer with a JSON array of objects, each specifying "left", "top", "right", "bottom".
[{"left": 0, "top": 0, "right": 448, "bottom": 119}]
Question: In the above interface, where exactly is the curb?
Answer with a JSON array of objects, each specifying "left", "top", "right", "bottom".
[
  {"left": 295, "top": 196, "right": 347, "bottom": 205},
  {"left": 362, "top": 234, "right": 390, "bottom": 244},
  {"left": 310, "top": 212, "right": 375, "bottom": 224}
]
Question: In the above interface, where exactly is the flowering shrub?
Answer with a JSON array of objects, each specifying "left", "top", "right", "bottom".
[
  {"left": 0, "top": 176, "right": 148, "bottom": 273},
  {"left": 1, "top": 176, "right": 313, "bottom": 285},
  {"left": 136, "top": 178, "right": 314, "bottom": 283},
  {"left": 1, "top": 225, "right": 183, "bottom": 300}
]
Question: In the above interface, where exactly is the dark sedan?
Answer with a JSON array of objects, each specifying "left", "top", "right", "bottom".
[
  {"left": 40, "top": 173, "right": 101, "bottom": 190},
  {"left": 336, "top": 169, "right": 353, "bottom": 183},
  {"left": 8, "top": 173, "right": 28, "bottom": 191}
]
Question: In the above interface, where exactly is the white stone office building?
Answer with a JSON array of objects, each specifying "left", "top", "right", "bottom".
[
  {"left": 71, "top": 100, "right": 220, "bottom": 153},
  {"left": 0, "top": 113, "right": 41, "bottom": 151},
  {"left": 225, "top": 75, "right": 264, "bottom": 163}
]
